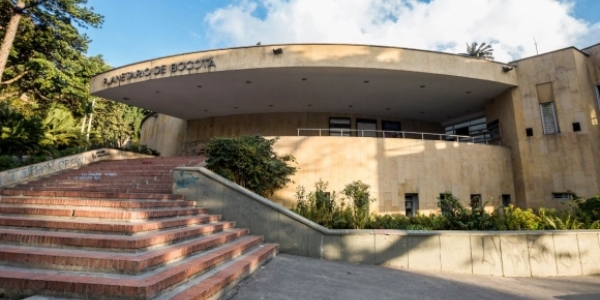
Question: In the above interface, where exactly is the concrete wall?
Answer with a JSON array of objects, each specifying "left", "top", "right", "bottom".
[
  {"left": 140, "top": 114, "right": 187, "bottom": 157},
  {"left": 0, "top": 149, "right": 155, "bottom": 188},
  {"left": 173, "top": 166, "right": 600, "bottom": 277},
  {"left": 183, "top": 112, "right": 443, "bottom": 155},
  {"left": 270, "top": 136, "right": 514, "bottom": 214},
  {"left": 485, "top": 47, "right": 600, "bottom": 209}
]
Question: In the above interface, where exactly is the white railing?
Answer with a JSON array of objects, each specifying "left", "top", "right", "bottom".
[{"left": 297, "top": 128, "right": 477, "bottom": 143}]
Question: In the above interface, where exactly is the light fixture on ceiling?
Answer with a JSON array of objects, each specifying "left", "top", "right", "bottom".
[
  {"left": 348, "top": 105, "right": 353, "bottom": 108},
  {"left": 197, "top": 85, "right": 203, "bottom": 88},
  {"left": 302, "top": 78, "right": 307, "bottom": 81},
  {"left": 269, "top": 105, "right": 273, "bottom": 107},
  {"left": 273, "top": 48, "right": 283, "bottom": 55},
  {"left": 385, "top": 108, "right": 390, "bottom": 110},
  {"left": 246, "top": 81, "right": 252, "bottom": 84},
  {"left": 123, "top": 97, "right": 130, "bottom": 101},
  {"left": 466, "top": 91, "right": 471, "bottom": 94},
  {"left": 155, "top": 91, "right": 160, "bottom": 94},
  {"left": 234, "top": 107, "right": 238, "bottom": 109},
  {"left": 364, "top": 80, "right": 369, "bottom": 83},
  {"left": 420, "top": 111, "right": 425, "bottom": 114},
  {"left": 307, "top": 104, "right": 312, "bottom": 107},
  {"left": 204, "top": 110, "right": 208, "bottom": 112},
  {"left": 420, "top": 85, "right": 425, "bottom": 88}
]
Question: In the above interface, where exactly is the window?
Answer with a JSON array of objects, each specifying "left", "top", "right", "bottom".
[
  {"left": 444, "top": 116, "right": 491, "bottom": 143},
  {"left": 502, "top": 194, "right": 511, "bottom": 207},
  {"left": 382, "top": 121, "right": 401, "bottom": 138},
  {"left": 526, "top": 128, "right": 533, "bottom": 137},
  {"left": 356, "top": 119, "right": 377, "bottom": 137},
  {"left": 329, "top": 118, "right": 351, "bottom": 136},
  {"left": 405, "top": 194, "right": 419, "bottom": 217},
  {"left": 572, "top": 122, "right": 581, "bottom": 132},
  {"left": 470, "top": 194, "right": 482, "bottom": 208},
  {"left": 540, "top": 102, "right": 559, "bottom": 134},
  {"left": 596, "top": 85, "right": 600, "bottom": 111},
  {"left": 552, "top": 193, "right": 570, "bottom": 200}
]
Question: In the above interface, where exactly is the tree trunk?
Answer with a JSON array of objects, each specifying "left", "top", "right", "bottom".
[{"left": 0, "top": 1, "right": 25, "bottom": 84}]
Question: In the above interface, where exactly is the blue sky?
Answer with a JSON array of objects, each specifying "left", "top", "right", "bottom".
[{"left": 85, "top": 0, "right": 600, "bottom": 66}]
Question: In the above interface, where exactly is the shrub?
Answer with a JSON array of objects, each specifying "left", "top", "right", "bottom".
[
  {"left": 342, "top": 180, "right": 376, "bottom": 229},
  {"left": 205, "top": 135, "right": 296, "bottom": 197},
  {"left": 494, "top": 205, "right": 540, "bottom": 230},
  {"left": 291, "top": 180, "right": 354, "bottom": 229},
  {"left": 0, "top": 155, "right": 19, "bottom": 171}
]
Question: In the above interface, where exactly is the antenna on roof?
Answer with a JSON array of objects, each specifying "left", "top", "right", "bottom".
[{"left": 534, "top": 37, "right": 539, "bottom": 55}]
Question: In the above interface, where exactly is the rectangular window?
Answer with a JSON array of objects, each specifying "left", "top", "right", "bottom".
[
  {"left": 552, "top": 193, "right": 570, "bottom": 200},
  {"left": 382, "top": 121, "right": 401, "bottom": 138},
  {"left": 540, "top": 102, "right": 559, "bottom": 134},
  {"left": 329, "top": 118, "right": 351, "bottom": 136},
  {"left": 502, "top": 194, "right": 511, "bottom": 207},
  {"left": 356, "top": 119, "right": 377, "bottom": 137},
  {"left": 596, "top": 85, "right": 600, "bottom": 111},
  {"left": 405, "top": 194, "right": 419, "bottom": 217}
]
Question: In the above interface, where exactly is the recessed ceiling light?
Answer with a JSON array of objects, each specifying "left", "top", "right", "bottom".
[
  {"left": 348, "top": 105, "right": 353, "bottom": 108},
  {"left": 420, "top": 111, "right": 425, "bottom": 114},
  {"left": 385, "top": 108, "right": 390, "bottom": 110},
  {"left": 466, "top": 110, "right": 471, "bottom": 113},
  {"left": 364, "top": 80, "right": 369, "bottom": 83},
  {"left": 302, "top": 78, "right": 307, "bottom": 81},
  {"left": 155, "top": 91, "right": 160, "bottom": 94},
  {"left": 204, "top": 110, "right": 208, "bottom": 112},
  {"left": 269, "top": 105, "right": 273, "bottom": 107},
  {"left": 123, "top": 97, "right": 129, "bottom": 101},
  {"left": 466, "top": 91, "right": 471, "bottom": 94},
  {"left": 420, "top": 85, "right": 425, "bottom": 88},
  {"left": 197, "top": 85, "right": 202, "bottom": 88},
  {"left": 246, "top": 81, "right": 252, "bottom": 84},
  {"left": 447, "top": 115, "right": 451, "bottom": 118},
  {"left": 307, "top": 104, "right": 312, "bottom": 107},
  {"left": 234, "top": 107, "right": 238, "bottom": 109}
]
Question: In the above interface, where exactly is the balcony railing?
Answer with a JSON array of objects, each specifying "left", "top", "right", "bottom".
[{"left": 296, "top": 128, "right": 479, "bottom": 143}]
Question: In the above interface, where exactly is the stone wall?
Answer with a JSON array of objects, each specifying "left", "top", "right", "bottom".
[
  {"left": 270, "top": 136, "right": 514, "bottom": 214},
  {"left": 173, "top": 166, "right": 600, "bottom": 277}
]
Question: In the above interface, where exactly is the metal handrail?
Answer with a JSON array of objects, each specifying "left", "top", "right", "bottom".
[{"left": 297, "top": 128, "right": 476, "bottom": 143}]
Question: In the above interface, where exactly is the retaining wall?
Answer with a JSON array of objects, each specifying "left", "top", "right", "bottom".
[
  {"left": 0, "top": 149, "right": 155, "bottom": 188},
  {"left": 174, "top": 166, "right": 600, "bottom": 277}
]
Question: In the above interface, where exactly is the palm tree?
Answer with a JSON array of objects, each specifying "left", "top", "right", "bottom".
[{"left": 463, "top": 42, "right": 494, "bottom": 60}]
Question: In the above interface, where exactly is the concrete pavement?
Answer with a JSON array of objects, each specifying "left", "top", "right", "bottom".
[{"left": 225, "top": 254, "right": 600, "bottom": 300}]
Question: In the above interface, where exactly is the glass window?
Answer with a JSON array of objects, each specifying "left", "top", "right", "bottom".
[
  {"left": 540, "top": 102, "right": 559, "bottom": 134},
  {"left": 329, "top": 118, "right": 351, "bottom": 136},
  {"left": 356, "top": 119, "right": 377, "bottom": 137}
]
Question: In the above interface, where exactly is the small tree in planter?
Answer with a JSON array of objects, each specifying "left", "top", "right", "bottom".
[{"left": 205, "top": 135, "right": 297, "bottom": 197}]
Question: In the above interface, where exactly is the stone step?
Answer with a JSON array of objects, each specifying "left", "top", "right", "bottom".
[
  {"left": 160, "top": 244, "right": 278, "bottom": 300},
  {"left": 28, "top": 178, "right": 174, "bottom": 185},
  {"left": 0, "top": 205, "right": 207, "bottom": 220},
  {"left": 0, "top": 197, "right": 194, "bottom": 209},
  {"left": 0, "top": 229, "right": 251, "bottom": 274},
  {"left": 0, "top": 239, "right": 274, "bottom": 299},
  {"left": 0, "top": 221, "right": 235, "bottom": 251},
  {"left": 0, "top": 190, "right": 183, "bottom": 199},
  {"left": 0, "top": 215, "right": 221, "bottom": 234}
]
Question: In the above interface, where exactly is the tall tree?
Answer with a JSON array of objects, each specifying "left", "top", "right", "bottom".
[
  {"left": 0, "top": 0, "right": 103, "bottom": 84},
  {"left": 464, "top": 42, "right": 494, "bottom": 60}
]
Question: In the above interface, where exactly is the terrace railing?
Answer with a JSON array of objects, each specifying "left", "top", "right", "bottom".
[{"left": 296, "top": 128, "right": 479, "bottom": 143}]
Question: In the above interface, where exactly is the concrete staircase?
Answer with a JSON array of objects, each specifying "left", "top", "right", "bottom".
[{"left": 0, "top": 157, "right": 278, "bottom": 300}]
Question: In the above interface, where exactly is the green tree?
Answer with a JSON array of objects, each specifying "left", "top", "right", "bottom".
[
  {"left": 463, "top": 42, "right": 494, "bottom": 60},
  {"left": 342, "top": 180, "right": 375, "bottom": 229},
  {"left": 0, "top": 105, "right": 49, "bottom": 156},
  {"left": 0, "top": 0, "right": 103, "bottom": 85},
  {"left": 205, "top": 135, "right": 297, "bottom": 197},
  {"left": 42, "top": 104, "right": 87, "bottom": 148}
]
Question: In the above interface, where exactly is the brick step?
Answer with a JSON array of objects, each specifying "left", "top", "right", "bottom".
[
  {"left": 159, "top": 244, "right": 278, "bottom": 300},
  {"left": 92, "top": 158, "right": 203, "bottom": 166},
  {"left": 12, "top": 187, "right": 173, "bottom": 194},
  {"left": 0, "top": 238, "right": 272, "bottom": 300},
  {"left": 0, "top": 197, "right": 194, "bottom": 209},
  {"left": 0, "top": 215, "right": 221, "bottom": 234},
  {"left": 0, "top": 205, "right": 207, "bottom": 220},
  {"left": 0, "top": 190, "right": 183, "bottom": 199},
  {"left": 24, "top": 183, "right": 173, "bottom": 189},
  {"left": 0, "top": 221, "right": 236, "bottom": 251},
  {"left": 81, "top": 165, "right": 191, "bottom": 170},
  {"left": 28, "top": 178, "right": 174, "bottom": 185},
  {"left": 0, "top": 229, "right": 251, "bottom": 274}
]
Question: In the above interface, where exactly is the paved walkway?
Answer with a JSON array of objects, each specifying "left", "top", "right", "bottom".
[{"left": 225, "top": 254, "right": 600, "bottom": 300}]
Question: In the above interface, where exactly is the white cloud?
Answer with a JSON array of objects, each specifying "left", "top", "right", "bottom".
[{"left": 204, "top": 0, "right": 598, "bottom": 62}]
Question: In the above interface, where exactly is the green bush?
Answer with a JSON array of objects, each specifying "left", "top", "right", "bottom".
[
  {"left": 205, "top": 135, "right": 297, "bottom": 197},
  {"left": 342, "top": 180, "right": 376, "bottom": 229},
  {"left": 0, "top": 156, "right": 19, "bottom": 171},
  {"left": 291, "top": 180, "right": 354, "bottom": 229}
]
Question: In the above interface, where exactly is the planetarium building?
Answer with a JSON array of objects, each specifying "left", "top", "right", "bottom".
[{"left": 90, "top": 43, "right": 600, "bottom": 214}]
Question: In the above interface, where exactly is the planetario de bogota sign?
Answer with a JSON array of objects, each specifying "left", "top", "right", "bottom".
[{"left": 103, "top": 57, "right": 216, "bottom": 85}]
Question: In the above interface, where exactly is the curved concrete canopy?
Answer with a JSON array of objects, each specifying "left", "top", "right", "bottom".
[{"left": 90, "top": 44, "right": 518, "bottom": 122}]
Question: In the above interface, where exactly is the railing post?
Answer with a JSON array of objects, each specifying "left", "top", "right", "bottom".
[
  {"left": 421, "top": 133, "right": 424, "bottom": 140},
  {"left": 402, "top": 132, "right": 405, "bottom": 139},
  {"left": 319, "top": 129, "right": 322, "bottom": 136}
]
